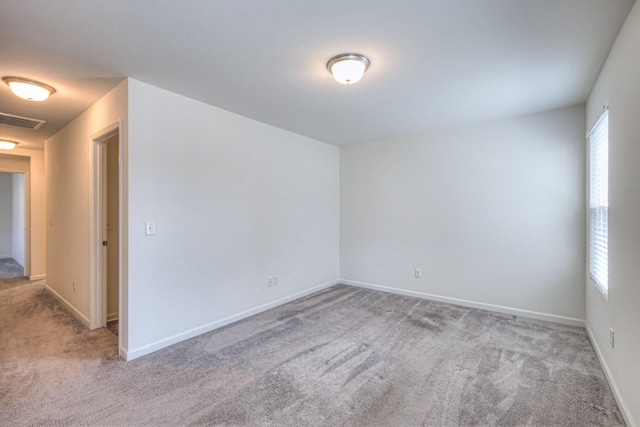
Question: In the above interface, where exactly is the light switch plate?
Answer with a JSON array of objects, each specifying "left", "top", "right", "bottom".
[{"left": 145, "top": 221, "right": 156, "bottom": 235}]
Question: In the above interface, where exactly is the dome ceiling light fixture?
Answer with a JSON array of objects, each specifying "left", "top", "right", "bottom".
[
  {"left": 0, "top": 140, "right": 19, "bottom": 150},
  {"left": 327, "top": 53, "right": 370, "bottom": 85},
  {"left": 3, "top": 76, "right": 56, "bottom": 101}
]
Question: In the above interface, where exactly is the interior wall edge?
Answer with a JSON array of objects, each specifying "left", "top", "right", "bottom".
[
  {"left": 341, "top": 279, "right": 585, "bottom": 327},
  {"left": 586, "top": 325, "right": 637, "bottom": 427},
  {"left": 123, "top": 279, "right": 340, "bottom": 361}
]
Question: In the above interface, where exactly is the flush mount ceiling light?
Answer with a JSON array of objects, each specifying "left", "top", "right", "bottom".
[
  {"left": 327, "top": 53, "right": 370, "bottom": 85},
  {"left": 3, "top": 76, "right": 56, "bottom": 101},
  {"left": 0, "top": 140, "right": 19, "bottom": 150}
]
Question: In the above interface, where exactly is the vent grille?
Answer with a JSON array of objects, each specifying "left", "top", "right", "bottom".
[{"left": 0, "top": 112, "right": 46, "bottom": 130}]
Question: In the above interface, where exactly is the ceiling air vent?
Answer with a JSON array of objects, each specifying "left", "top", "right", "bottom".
[{"left": 0, "top": 111, "right": 46, "bottom": 130}]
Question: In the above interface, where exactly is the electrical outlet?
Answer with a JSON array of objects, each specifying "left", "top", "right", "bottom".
[
  {"left": 267, "top": 275, "right": 279, "bottom": 286},
  {"left": 414, "top": 268, "right": 422, "bottom": 278},
  {"left": 610, "top": 328, "right": 615, "bottom": 349},
  {"left": 73, "top": 280, "right": 77, "bottom": 292}
]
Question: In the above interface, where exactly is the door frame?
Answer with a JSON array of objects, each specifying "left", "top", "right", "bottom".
[
  {"left": 0, "top": 159, "right": 31, "bottom": 278},
  {"left": 89, "top": 120, "right": 123, "bottom": 350}
]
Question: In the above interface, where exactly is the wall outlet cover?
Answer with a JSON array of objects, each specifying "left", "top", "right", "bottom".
[{"left": 609, "top": 328, "right": 615, "bottom": 349}]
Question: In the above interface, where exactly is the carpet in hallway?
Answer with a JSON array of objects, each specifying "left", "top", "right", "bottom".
[
  {"left": 0, "top": 283, "right": 624, "bottom": 426},
  {"left": 0, "top": 257, "right": 26, "bottom": 281}
]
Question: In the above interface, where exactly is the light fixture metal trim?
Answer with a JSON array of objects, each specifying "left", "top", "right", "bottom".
[
  {"left": 327, "top": 53, "right": 370, "bottom": 85},
  {"left": 0, "top": 140, "right": 19, "bottom": 150},
  {"left": 3, "top": 76, "right": 56, "bottom": 101}
]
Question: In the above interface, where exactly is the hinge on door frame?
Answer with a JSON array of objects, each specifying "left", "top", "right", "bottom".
[{"left": 102, "top": 240, "right": 108, "bottom": 247}]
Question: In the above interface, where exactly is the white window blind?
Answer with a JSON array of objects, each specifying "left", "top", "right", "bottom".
[{"left": 588, "top": 108, "right": 609, "bottom": 295}]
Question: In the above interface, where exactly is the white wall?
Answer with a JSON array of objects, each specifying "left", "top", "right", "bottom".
[
  {"left": 585, "top": 2, "right": 640, "bottom": 425},
  {"left": 0, "top": 173, "right": 12, "bottom": 258},
  {"left": 126, "top": 79, "right": 339, "bottom": 358},
  {"left": 45, "top": 80, "right": 128, "bottom": 329},
  {"left": 341, "top": 105, "right": 586, "bottom": 323},
  {"left": 12, "top": 173, "right": 25, "bottom": 266}
]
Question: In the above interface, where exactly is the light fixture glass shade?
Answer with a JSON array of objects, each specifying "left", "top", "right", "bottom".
[
  {"left": 3, "top": 77, "right": 55, "bottom": 101},
  {"left": 0, "top": 140, "right": 18, "bottom": 150},
  {"left": 327, "top": 54, "right": 370, "bottom": 85}
]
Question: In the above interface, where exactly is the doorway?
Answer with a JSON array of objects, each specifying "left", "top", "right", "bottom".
[
  {"left": 105, "top": 134, "right": 120, "bottom": 334},
  {"left": 0, "top": 168, "right": 28, "bottom": 283},
  {"left": 90, "top": 121, "right": 122, "bottom": 352}
]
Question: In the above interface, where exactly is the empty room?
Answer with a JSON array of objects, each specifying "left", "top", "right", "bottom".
[{"left": 1, "top": 1, "right": 639, "bottom": 425}]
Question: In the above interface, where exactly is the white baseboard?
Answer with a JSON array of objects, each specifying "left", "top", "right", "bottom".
[
  {"left": 44, "top": 284, "right": 90, "bottom": 328},
  {"left": 341, "top": 279, "right": 585, "bottom": 327},
  {"left": 29, "top": 274, "right": 46, "bottom": 280},
  {"left": 586, "top": 326, "right": 637, "bottom": 427},
  {"left": 107, "top": 312, "right": 119, "bottom": 322},
  {"left": 124, "top": 279, "right": 340, "bottom": 361}
]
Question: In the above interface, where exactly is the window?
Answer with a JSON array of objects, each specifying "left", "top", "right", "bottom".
[{"left": 588, "top": 108, "right": 609, "bottom": 296}]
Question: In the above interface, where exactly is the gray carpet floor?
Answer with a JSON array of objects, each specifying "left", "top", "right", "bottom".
[
  {"left": 0, "top": 257, "right": 26, "bottom": 281},
  {"left": 0, "top": 282, "right": 624, "bottom": 426}
]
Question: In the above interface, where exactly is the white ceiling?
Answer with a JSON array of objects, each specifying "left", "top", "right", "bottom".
[{"left": 0, "top": 0, "right": 635, "bottom": 149}]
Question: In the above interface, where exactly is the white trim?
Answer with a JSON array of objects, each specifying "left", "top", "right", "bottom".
[
  {"left": 89, "top": 118, "right": 124, "bottom": 370},
  {"left": 89, "top": 130, "right": 108, "bottom": 330},
  {"left": 106, "top": 312, "right": 119, "bottom": 322},
  {"left": 29, "top": 274, "right": 46, "bottom": 280},
  {"left": 124, "top": 279, "right": 340, "bottom": 361},
  {"left": 341, "top": 279, "right": 585, "bottom": 327},
  {"left": 586, "top": 106, "right": 609, "bottom": 138},
  {"left": 590, "top": 272, "right": 609, "bottom": 300},
  {"left": 589, "top": 276, "right": 609, "bottom": 301},
  {"left": 586, "top": 326, "right": 637, "bottom": 427},
  {"left": 44, "top": 284, "right": 90, "bottom": 327},
  {"left": 20, "top": 171, "right": 30, "bottom": 276}
]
